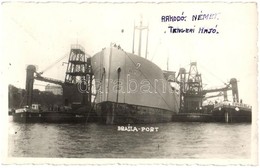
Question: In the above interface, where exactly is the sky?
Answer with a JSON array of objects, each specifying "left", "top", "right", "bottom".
[{"left": 1, "top": 2, "right": 257, "bottom": 106}]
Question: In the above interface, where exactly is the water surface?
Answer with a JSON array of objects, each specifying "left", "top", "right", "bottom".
[{"left": 8, "top": 117, "right": 251, "bottom": 158}]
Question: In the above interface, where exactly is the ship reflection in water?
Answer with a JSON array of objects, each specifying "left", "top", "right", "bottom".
[{"left": 8, "top": 117, "right": 251, "bottom": 159}]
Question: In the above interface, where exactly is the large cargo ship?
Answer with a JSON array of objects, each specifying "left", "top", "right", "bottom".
[{"left": 91, "top": 46, "right": 180, "bottom": 124}]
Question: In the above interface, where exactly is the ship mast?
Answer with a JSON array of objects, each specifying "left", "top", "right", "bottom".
[
  {"left": 132, "top": 22, "right": 135, "bottom": 54},
  {"left": 138, "top": 20, "right": 143, "bottom": 56},
  {"left": 132, "top": 16, "right": 149, "bottom": 58},
  {"left": 167, "top": 55, "right": 169, "bottom": 71}
]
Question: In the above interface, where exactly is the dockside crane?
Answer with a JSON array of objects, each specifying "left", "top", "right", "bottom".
[
  {"left": 176, "top": 62, "right": 240, "bottom": 113},
  {"left": 203, "top": 92, "right": 224, "bottom": 101},
  {"left": 176, "top": 62, "right": 204, "bottom": 112},
  {"left": 25, "top": 44, "right": 93, "bottom": 108}
]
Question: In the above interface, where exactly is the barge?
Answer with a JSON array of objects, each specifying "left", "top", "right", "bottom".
[{"left": 12, "top": 104, "right": 97, "bottom": 123}]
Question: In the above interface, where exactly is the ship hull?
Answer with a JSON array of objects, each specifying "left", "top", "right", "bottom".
[
  {"left": 96, "top": 101, "right": 176, "bottom": 124},
  {"left": 211, "top": 102, "right": 252, "bottom": 123},
  {"left": 172, "top": 113, "right": 213, "bottom": 122},
  {"left": 212, "top": 107, "right": 251, "bottom": 123},
  {"left": 12, "top": 112, "right": 88, "bottom": 123},
  {"left": 91, "top": 46, "right": 180, "bottom": 124}
]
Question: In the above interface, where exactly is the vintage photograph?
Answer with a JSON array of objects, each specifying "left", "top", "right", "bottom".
[{"left": 2, "top": 1, "right": 258, "bottom": 165}]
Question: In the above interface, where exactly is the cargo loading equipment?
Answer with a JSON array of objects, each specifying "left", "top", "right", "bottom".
[
  {"left": 172, "top": 62, "right": 252, "bottom": 123},
  {"left": 12, "top": 45, "right": 97, "bottom": 123}
]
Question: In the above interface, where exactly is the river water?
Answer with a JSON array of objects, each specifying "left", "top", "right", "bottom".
[{"left": 8, "top": 117, "right": 251, "bottom": 159}]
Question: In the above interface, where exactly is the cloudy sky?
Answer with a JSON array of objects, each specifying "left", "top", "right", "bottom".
[{"left": 1, "top": 2, "right": 257, "bottom": 106}]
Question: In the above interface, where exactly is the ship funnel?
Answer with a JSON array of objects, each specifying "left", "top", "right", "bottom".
[{"left": 230, "top": 78, "right": 239, "bottom": 103}]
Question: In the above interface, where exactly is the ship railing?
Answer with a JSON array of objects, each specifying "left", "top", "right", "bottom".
[{"left": 214, "top": 101, "right": 252, "bottom": 109}]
